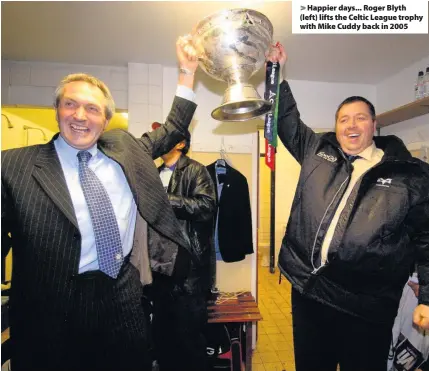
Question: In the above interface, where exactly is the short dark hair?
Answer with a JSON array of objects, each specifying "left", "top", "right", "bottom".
[
  {"left": 335, "top": 96, "right": 376, "bottom": 121},
  {"left": 181, "top": 137, "right": 191, "bottom": 155}
]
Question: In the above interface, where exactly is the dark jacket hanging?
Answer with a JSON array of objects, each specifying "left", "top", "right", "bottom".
[{"left": 206, "top": 161, "right": 253, "bottom": 262}]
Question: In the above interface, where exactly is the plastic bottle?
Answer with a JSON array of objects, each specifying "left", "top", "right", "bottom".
[
  {"left": 415, "top": 71, "right": 424, "bottom": 100},
  {"left": 423, "top": 67, "right": 429, "bottom": 98},
  {"left": 421, "top": 146, "right": 428, "bottom": 163}
]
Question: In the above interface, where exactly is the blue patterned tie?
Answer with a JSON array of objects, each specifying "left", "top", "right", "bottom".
[{"left": 77, "top": 151, "right": 123, "bottom": 278}]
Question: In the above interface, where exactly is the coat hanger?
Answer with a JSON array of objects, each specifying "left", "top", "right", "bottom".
[
  {"left": 216, "top": 136, "right": 232, "bottom": 168},
  {"left": 216, "top": 149, "right": 226, "bottom": 167}
]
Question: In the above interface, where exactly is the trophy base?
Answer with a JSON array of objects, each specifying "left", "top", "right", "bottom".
[{"left": 211, "top": 83, "right": 272, "bottom": 122}]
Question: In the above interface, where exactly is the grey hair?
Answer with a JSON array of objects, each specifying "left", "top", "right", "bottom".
[{"left": 53, "top": 73, "right": 115, "bottom": 120}]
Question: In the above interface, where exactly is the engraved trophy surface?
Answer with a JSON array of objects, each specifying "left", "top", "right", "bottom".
[{"left": 193, "top": 8, "right": 274, "bottom": 121}]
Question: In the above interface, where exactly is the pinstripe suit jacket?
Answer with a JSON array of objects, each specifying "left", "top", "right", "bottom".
[{"left": 1, "top": 95, "right": 196, "bottom": 367}]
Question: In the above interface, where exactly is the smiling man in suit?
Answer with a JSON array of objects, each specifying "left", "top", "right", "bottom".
[{"left": 1, "top": 36, "right": 198, "bottom": 371}]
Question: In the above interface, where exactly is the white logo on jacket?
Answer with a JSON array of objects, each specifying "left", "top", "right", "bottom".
[
  {"left": 377, "top": 178, "right": 392, "bottom": 187},
  {"left": 316, "top": 151, "right": 337, "bottom": 163}
]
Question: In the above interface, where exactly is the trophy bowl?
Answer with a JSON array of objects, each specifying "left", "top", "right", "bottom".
[{"left": 193, "top": 8, "right": 274, "bottom": 122}]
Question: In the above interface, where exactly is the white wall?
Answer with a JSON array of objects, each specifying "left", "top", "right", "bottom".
[
  {"left": 162, "top": 67, "right": 259, "bottom": 154},
  {"left": 127, "top": 62, "right": 163, "bottom": 137},
  {"left": 2, "top": 60, "right": 128, "bottom": 108},
  {"left": 1, "top": 60, "right": 165, "bottom": 138},
  {"left": 376, "top": 55, "right": 429, "bottom": 112},
  {"left": 288, "top": 79, "right": 376, "bottom": 129},
  {"left": 376, "top": 55, "right": 429, "bottom": 148}
]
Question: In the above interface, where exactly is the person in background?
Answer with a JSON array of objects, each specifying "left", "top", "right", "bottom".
[
  {"left": 388, "top": 275, "right": 429, "bottom": 371},
  {"left": 147, "top": 127, "right": 216, "bottom": 371},
  {"left": 1, "top": 35, "right": 199, "bottom": 371},
  {"left": 267, "top": 43, "right": 429, "bottom": 371}
]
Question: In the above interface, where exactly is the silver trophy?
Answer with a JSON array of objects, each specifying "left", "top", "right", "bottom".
[{"left": 193, "top": 8, "right": 274, "bottom": 122}]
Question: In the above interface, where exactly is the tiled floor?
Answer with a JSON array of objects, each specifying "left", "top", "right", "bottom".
[{"left": 253, "top": 262, "right": 295, "bottom": 371}]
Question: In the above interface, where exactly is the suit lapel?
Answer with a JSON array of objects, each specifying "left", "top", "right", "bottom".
[
  {"left": 167, "top": 155, "right": 187, "bottom": 194},
  {"left": 32, "top": 139, "right": 79, "bottom": 229},
  {"left": 99, "top": 137, "right": 160, "bottom": 224},
  {"left": 99, "top": 143, "right": 140, "bottom": 208},
  {"left": 222, "top": 163, "right": 234, "bottom": 199},
  {"left": 99, "top": 133, "right": 190, "bottom": 249},
  {"left": 207, "top": 161, "right": 232, "bottom": 204}
]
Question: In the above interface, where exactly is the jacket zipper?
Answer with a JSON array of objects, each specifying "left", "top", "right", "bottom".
[{"left": 310, "top": 175, "right": 350, "bottom": 274}]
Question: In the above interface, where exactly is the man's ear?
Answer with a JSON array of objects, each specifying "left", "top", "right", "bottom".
[
  {"left": 103, "top": 120, "right": 110, "bottom": 131},
  {"left": 373, "top": 120, "right": 378, "bottom": 133},
  {"left": 175, "top": 140, "right": 186, "bottom": 150}
]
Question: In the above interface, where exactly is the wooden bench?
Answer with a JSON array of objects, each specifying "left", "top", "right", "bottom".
[{"left": 207, "top": 291, "right": 262, "bottom": 371}]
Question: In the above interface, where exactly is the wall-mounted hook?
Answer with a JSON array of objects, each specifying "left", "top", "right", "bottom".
[
  {"left": 23, "top": 125, "right": 47, "bottom": 145},
  {"left": 1, "top": 113, "right": 13, "bottom": 128}
]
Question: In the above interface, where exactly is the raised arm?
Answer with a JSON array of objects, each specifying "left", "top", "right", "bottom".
[
  {"left": 140, "top": 35, "right": 199, "bottom": 159},
  {"left": 267, "top": 43, "right": 318, "bottom": 164}
]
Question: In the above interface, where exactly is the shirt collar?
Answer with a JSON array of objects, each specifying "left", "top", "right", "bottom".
[
  {"left": 161, "top": 163, "right": 176, "bottom": 172},
  {"left": 356, "top": 142, "right": 376, "bottom": 161},
  {"left": 167, "top": 163, "right": 177, "bottom": 171},
  {"left": 55, "top": 135, "right": 98, "bottom": 166}
]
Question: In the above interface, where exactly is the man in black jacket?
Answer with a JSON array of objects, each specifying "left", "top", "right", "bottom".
[
  {"left": 148, "top": 132, "right": 216, "bottom": 371},
  {"left": 267, "top": 44, "right": 429, "bottom": 371}
]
